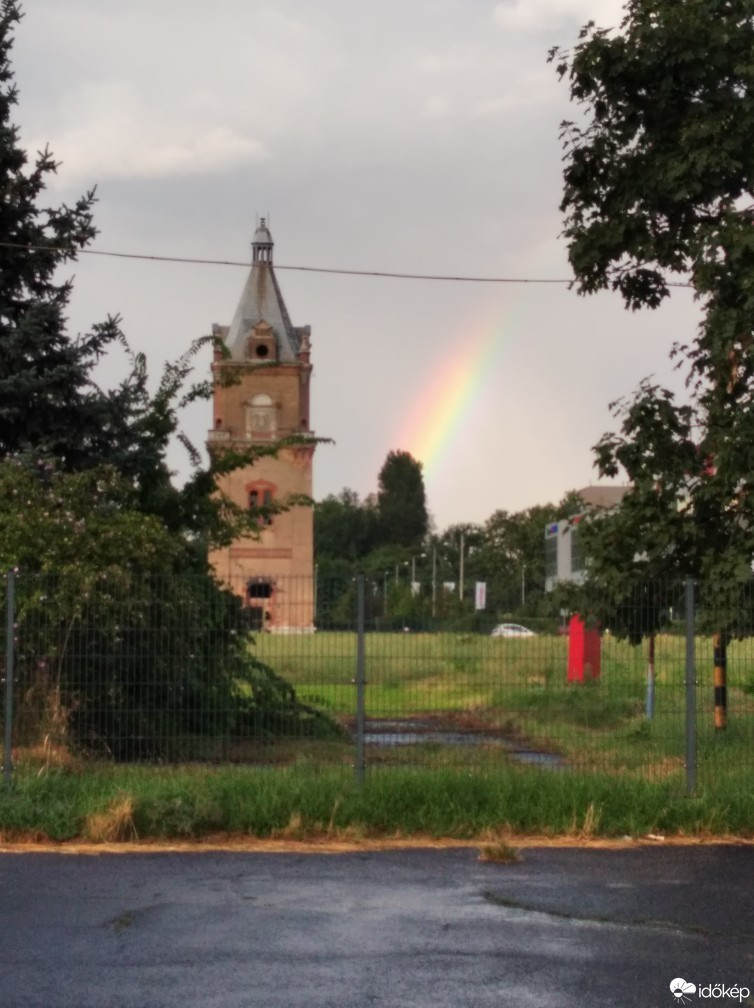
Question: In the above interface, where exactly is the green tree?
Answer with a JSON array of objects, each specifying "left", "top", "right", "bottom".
[
  {"left": 376, "top": 450, "right": 429, "bottom": 549},
  {"left": 479, "top": 506, "right": 553, "bottom": 613},
  {"left": 578, "top": 382, "right": 754, "bottom": 637},
  {"left": 552, "top": 0, "right": 754, "bottom": 715},
  {"left": 551, "top": 0, "right": 754, "bottom": 587},
  {"left": 550, "top": 0, "right": 754, "bottom": 467},
  {"left": 469, "top": 492, "right": 582, "bottom": 616}
]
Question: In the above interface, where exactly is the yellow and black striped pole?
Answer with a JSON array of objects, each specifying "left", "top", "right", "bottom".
[{"left": 713, "top": 631, "right": 727, "bottom": 730}]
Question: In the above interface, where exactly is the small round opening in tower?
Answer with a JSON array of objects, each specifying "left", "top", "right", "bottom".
[{"left": 255, "top": 344, "right": 269, "bottom": 358}]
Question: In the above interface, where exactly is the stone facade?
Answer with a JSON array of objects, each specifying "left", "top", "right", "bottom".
[{"left": 207, "top": 221, "right": 315, "bottom": 631}]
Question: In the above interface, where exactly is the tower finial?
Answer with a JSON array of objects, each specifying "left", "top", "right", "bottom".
[{"left": 252, "top": 217, "right": 273, "bottom": 264}]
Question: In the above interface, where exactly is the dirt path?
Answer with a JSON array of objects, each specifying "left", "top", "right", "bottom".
[{"left": 1, "top": 832, "right": 752, "bottom": 854}]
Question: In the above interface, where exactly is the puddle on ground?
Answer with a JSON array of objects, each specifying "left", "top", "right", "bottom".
[
  {"left": 365, "top": 731, "right": 496, "bottom": 747},
  {"left": 360, "top": 719, "right": 567, "bottom": 769},
  {"left": 507, "top": 750, "right": 567, "bottom": 768}
]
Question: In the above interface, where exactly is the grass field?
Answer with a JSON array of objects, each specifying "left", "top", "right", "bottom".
[{"left": 250, "top": 630, "right": 754, "bottom": 785}]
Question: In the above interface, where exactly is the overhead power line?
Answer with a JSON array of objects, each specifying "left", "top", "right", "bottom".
[{"left": 0, "top": 240, "right": 694, "bottom": 288}]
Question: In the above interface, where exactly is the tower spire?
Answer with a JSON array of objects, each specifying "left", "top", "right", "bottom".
[{"left": 224, "top": 219, "right": 301, "bottom": 362}]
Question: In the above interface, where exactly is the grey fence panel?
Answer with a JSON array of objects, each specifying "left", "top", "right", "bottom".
[
  {"left": 2, "top": 573, "right": 752, "bottom": 790},
  {"left": 353, "top": 576, "right": 684, "bottom": 777}
]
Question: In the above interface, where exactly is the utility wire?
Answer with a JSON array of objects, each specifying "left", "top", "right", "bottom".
[{"left": 0, "top": 240, "right": 695, "bottom": 288}]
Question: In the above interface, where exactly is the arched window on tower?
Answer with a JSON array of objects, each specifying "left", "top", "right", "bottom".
[{"left": 247, "top": 481, "right": 276, "bottom": 527}]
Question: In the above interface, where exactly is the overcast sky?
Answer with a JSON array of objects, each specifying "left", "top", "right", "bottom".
[{"left": 11, "top": 0, "right": 699, "bottom": 531}]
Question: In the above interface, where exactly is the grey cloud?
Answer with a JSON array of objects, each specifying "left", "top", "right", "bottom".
[{"left": 9, "top": 0, "right": 695, "bottom": 528}]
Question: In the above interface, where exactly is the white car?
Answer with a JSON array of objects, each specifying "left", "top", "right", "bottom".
[{"left": 490, "top": 622, "right": 536, "bottom": 638}]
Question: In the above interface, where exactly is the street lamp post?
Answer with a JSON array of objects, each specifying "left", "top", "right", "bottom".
[
  {"left": 431, "top": 544, "right": 437, "bottom": 619},
  {"left": 410, "top": 552, "right": 426, "bottom": 589},
  {"left": 459, "top": 531, "right": 465, "bottom": 601}
]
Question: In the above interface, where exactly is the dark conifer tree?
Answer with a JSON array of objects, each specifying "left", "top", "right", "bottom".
[
  {"left": 0, "top": 3, "right": 271, "bottom": 550},
  {"left": 0, "top": 0, "right": 126, "bottom": 467}
]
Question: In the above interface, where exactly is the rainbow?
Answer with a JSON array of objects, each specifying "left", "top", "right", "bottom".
[{"left": 390, "top": 305, "right": 506, "bottom": 481}]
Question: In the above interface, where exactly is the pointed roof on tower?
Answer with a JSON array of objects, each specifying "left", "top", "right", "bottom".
[{"left": 224, "top": 219, "right": 303, "bottom": 361}]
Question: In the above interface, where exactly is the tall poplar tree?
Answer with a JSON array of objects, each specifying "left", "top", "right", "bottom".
[{"left": 377, "top": 450, "right": 429, "bottom": 549}]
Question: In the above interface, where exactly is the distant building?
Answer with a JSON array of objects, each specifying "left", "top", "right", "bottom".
[
  {"left": 544, "top": 485, "right": 629, "bottom": 591},
  {"left": 575, "top": 485, "right": 630, "bottom": 510},
  {"left": 207, "top": 220, "right": 315, "bottom": 631}
]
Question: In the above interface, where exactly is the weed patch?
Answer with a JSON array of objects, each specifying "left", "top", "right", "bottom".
[
  {"left": 84, "top": 794, "right": 137, "bottom": 842},
  {"left": 478, "top": 831, "right": 520, "bottom": 863}
]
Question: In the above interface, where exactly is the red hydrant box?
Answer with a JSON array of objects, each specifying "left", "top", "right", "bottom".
[{"left": 567, "top": 614, "right": 601, "bottom": 681}]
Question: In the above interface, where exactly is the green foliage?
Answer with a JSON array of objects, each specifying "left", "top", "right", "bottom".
[
  {"left": 0, "top": 462, "right": 338, "bottom": 758},
  {"left": 0, "top": 5, "right": 333, "bottom": 756},
  {"left": 476, "top": 502, "right": 568, "bottom": 613},
  {"left": 0, "top": 461, "right": 184, "bottom": 574},
  {"left": 550, "top": 0, "right": 754, "bottom": 313},
  {"left": 574, "top": 377, "right": 754, "bottom": 639},
  {"left": 315, "top": 489, "right": 380, "bottom": 561},
  {"left": 314, "top": 483, "right": 583, "bottom": 627}
]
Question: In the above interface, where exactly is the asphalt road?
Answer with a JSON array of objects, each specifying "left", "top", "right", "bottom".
[{"left": 0, "top": 844, "right": 752, "bottom": 1008}]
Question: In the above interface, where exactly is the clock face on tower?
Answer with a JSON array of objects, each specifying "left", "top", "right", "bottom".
[{"left": 246, "top": 394, "right": 276, "bottom": 439}]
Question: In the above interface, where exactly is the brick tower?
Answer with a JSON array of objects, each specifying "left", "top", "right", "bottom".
[{"left": 207, "top": 220, "right": 315, "bottom": 631}]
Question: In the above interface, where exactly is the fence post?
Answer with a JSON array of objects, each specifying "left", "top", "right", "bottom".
[
  {"left": 684, "top": 578, "right": 697, "bottom": 795},
  {"left": 355, "top": 575, "right": 366, "bottom": 784},
  {"left": 645, "top": 634, "right": 655, "bottom": 720},
  {"left": 3, "top": 569, "right": 15, "bottom": 789},
  {"left": 713, "top": 630, "right": 727, "bottom": 731}
]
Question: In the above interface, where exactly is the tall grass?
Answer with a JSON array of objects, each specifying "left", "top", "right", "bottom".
[{"left": 0, "top": 763, "right": 752, "bottom": 842}]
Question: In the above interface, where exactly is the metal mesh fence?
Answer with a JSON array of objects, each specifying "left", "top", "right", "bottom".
[{"left": 1, "top": 572, "right": 753, "bottom": 787}]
